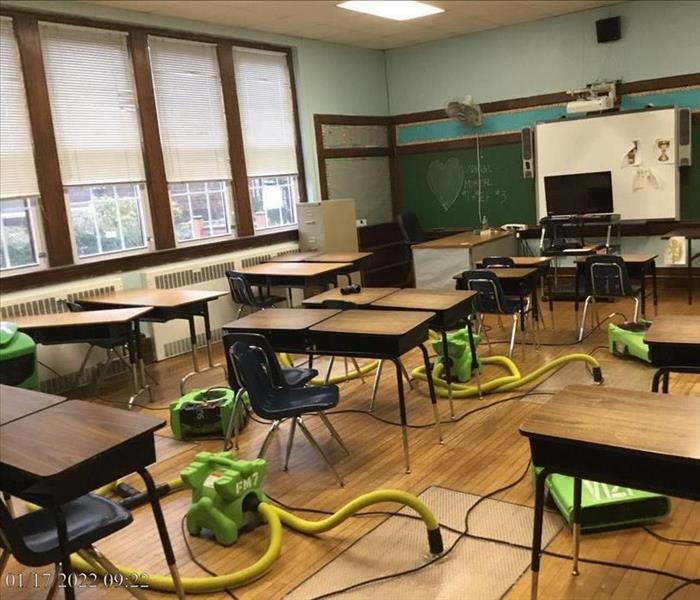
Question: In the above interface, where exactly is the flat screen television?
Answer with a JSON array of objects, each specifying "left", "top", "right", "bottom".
[{"left": 544, "top": 171, "right": 613, "bottom": 216}]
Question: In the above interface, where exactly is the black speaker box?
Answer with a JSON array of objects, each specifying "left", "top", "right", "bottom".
[{"left": 596, "top": 16, "right": 621, "bottom": 43}]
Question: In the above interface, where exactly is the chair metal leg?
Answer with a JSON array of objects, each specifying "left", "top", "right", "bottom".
[
  {"left": 257, "top": 420, "right": 281, "bottom": 459},
  {"left": 318, "top": 411, "right": 350, "bottom": 455},
  {"left": 75, "top": 344, "right": 95, "bottom": 387},
  {"left": 283, "top": 417, "right": 297, "bottom": 471},
  {"left": 0, "top": 549, "right": 9, "bottom": 578},
  {"left": 369, "top": 359, "right": 384, "bottom": 412},
  {"left": 235, "top": 305, "right": 243, "bottom": 320},
  {"left": 497, "top": 315, "right": 505, "bottom": 329},
  {"left": 578, "top": 296, "right": 593, "bottom": 342},
  {"left": 508, "top": 314, "right": 518, "bottom": 359},
  {"left": 351, "top": 357, "right": 366, "bottom": 384},
  {"left": 44, "top": 564, "right": 60, "bottom": 600},
  {"left": 478, "top": 314, "right": 492, "bottom": 353},
  {"left": 324, "top": 356, "right": 336, "bottom": 384},
  {"left": 296, "top": 416, "right": 344, "bottom": 486},
  {"left": 223, "top": 387, "right": 246, "bottom": 451},
  {"left": 632, "top": 295, "right": 640, "bottom": 323},
  {"left": 400, "top": 360, "right": 413, "bottom": 389},
  {"left": 84, "top": 547, "right": 148, "bottom": 600}
]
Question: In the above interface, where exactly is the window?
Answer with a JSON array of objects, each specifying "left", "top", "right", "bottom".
[
  {"left": 39, "top": 22, "right": 150, "bottom": 260},
  {"left": 148, "top": 36, "right": 235, "bottom": 244},
  {"left": 233, "top": 47, "right": 299, "bottom": 231},
  {"left": 0, "top": 17, "right": 44, "bottom": 272}
]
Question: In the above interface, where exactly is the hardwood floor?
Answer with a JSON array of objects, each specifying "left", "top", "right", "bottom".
[{"left": 2, "top": 289, "right": 699, "bottom": 599}]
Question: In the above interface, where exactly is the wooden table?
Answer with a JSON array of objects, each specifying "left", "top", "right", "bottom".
[
  {"left": 645, "top": 315, "right": 700, "bottom": 392},
  {"left": 370, "top": 288, "right": 479, "bottom": 420},
  {"left": 309, "top": 309, "right": 440, "bottom": 473},
  {"left": 0, "top": 384, "right": 66, "bottom": 425},
  {"left": 662, "top": 226, "right": 700, "bottom": 304},
  {"left": 302, "top": 287, "right": 399, "bottom": 307},
  {"left": 12, "top": 307, "right": 153, "bottom": 406},
  {"left": 78, "top": 289, "right": 227, "bottom": 395},
  {"left": 0, "top": 399, "right": 185, "bottom": 599},
  {"left": 574, "top": 254, "right": 658, "bottom": 316},
  {"left": 520, "top": 385, "right": 700, "bottom": 600}
]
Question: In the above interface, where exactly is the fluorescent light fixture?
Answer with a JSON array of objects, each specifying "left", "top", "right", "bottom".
[{"left": 337, "top": 1, "right": 444, "bottom": 21}]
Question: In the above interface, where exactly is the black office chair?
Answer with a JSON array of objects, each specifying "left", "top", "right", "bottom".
[
  {"left": 397, "top": 211, "right": 428, "bottom": 245},
  {"left": 0, "top": 494, "right": 146, "bottom": 599},
  {"left": 481, "top": 256, "right": 515, "bottom": 268},
  {"left": 225, "top": 271, "right": 286, "bottom": 319},
  {"left": 229, "top": 341, "right": 349, "bottom": 486},
  {"left": 456, "top": 270, "right": 536, "bottom": 358},
  {"left": 221, "top": 333, "right": 318, "bottom": 450},
  {"left": 578, "top": 255, "right": 641, "bottom": 342}
]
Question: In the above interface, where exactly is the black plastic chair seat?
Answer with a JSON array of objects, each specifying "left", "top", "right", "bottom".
[
  {"left": 3, "top": 495, "right": 132, "bottom": 566},
  {"left": 501, "top": 297, "right": 525, "bottom": 315},
  {"left": 253, "top": 294, "right": 286, "bottom": 308},
  {"left": 259, "top": 385, "right": 339, "bottom": 420},
  {"left": 282, "top": 366, "right": 318, "bottom": 388}
]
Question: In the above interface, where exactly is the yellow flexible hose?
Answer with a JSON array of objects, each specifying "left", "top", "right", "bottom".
[{"left": 278, "top": 352, "right": 379, "bottom": 385}]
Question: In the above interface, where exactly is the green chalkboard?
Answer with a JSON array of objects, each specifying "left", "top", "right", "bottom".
[{"left": 400, "top": 132, "right": 699, "bottom": 227}]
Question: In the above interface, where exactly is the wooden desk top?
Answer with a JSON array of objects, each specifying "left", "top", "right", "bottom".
[
  {"left": 0, "top": 385, "right": 66, "bottom": 426},
  {"left": 645, "top": 315, "right": 700, "bottom": 346},
  {"left": 574, "top": 254, "right": 658, "bottom": 264},
  {"left": 308, "top": 252, "right": 372, "bottom": 263},
  {"left": 223, "top": 308, "right": 339, "bottom": 331},
  {"left": 12, "top": 307, "right": 152, "bottom": 329},
  {"left": 0, "top": 400, "right": 164, "bottom": 478},
  {"left": 662, "top": 227, "right": 700, "bottom": 239},
  {"left": 454, "top": 267, "right": 538, "bottom": 280},
  {"left": 269, "top": 252, "right": 321, "bottom": 262},
  {"left": 511, "top": 257, "right": 552, "bottom": 266},
  {"left": 302, "top": 287, "right": 399, "bottom": 307},
  {"left": 413, "top": 229, "right": 512, "bottom": 249},
  {"left": 238, "top": 262, "right": 352, "bottom": 277},
  {"left": 520, "top": 385, "right": 700, "bottom": 462},
  {"left": 370, "top": 288, "right": 477, "bottom": 311},
  {"left": 82, "top": 288, "right": 225, "bottom": 308},
  {"left": 310, "top": 309, "right": 435, "bottom": 336}
]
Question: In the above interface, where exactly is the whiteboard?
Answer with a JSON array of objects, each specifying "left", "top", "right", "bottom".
[{"left": 535, "top": 108, "right": 679, "bottom": 220}]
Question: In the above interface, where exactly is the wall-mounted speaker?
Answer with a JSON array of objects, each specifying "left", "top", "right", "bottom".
[
  {"left": 596, "top": 16, "right": 621, "bottom": 43},
  {"left": 521, "top": 127, "right": 534, "bottom": 178},
  {"left": 678, "top": 107, "right": 692, "bottom": 167}
]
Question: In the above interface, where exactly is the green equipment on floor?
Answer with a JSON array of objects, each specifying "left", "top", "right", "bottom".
[
  {"left": 169, "top": 387, "right": 249, "bottom": 441},
  {"left": 0, "top": 321, "right": 38, "bottom": 389},
  {"left": 431, "top": 328, "right": 481, "bottom": 382},
  {"left": 533, "top": 467, "right": 670, "bottom": 532},
  {"left": 608, "top": 319, "right": 652, "bottom": 363}
]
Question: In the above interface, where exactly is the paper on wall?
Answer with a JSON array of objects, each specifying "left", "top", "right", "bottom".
[
  {"left": 664, "top": 236, "right": 687, "bottom": 265},
  {"left": 622, "top": 141, "right": 641, "bottom": 167}
]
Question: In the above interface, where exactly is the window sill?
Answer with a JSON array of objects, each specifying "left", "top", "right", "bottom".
[{"left": 0, "top": 228, "right": 299, "bottom": 293}]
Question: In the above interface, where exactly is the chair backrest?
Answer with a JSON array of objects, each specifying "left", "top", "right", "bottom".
[
  {"left": 482, "top": 256, "right": 515, "bottom": 268},
  {"left": 320, "top": 299, "right": 357, "bottom": 310},
  {"left": 455, "top": 270, "right": 509, "bottom": 314},
  {"left": 222, "top": 333, "right": 284, "bottom": 390},
  {"left": 229, "top": 341, "right": 283, "bottom": 420},
  {"left": 225, "top": 271, "right": 256, "bottom": 307},
  {"left": 584, "top": 255, "right": 633, "bottom": 297},
  {"left": 398, "top": 211, "right": 427, "bottom": 245}
]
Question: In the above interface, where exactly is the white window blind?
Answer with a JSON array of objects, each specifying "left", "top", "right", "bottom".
[
  {"left": 148, "top": 36, "right": 231, "bottom": 183},
  {"left": 233, "top": 47, "right": 298, "bottom": 177},
  {"left": 0, "top": 17, "right": 39, "bottom": 200},
  {"left": 39, "top": 22, "right": 145, "bottom": 186}
]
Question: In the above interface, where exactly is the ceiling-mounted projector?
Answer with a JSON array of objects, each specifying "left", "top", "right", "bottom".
[{"left": 566, "top": 81, "right": 617, "bottom": 114}]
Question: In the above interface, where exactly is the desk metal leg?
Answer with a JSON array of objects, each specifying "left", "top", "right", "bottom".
[
  {"left": 640, "top": 270, "right": 647, "bottom": 318},
  {"left": 181, "top": 306, "right": 226, "bottom": 394},
  {"left": 530, "top": 467, "right": 551, "bottom": 600},
  {"left": 54, "top": 507, "right": 75, "bottom": 600},
  {"left": 418, "top": 343, "right": 443, "bottom": 444},
  {"left": 688, "top": 238, "right": 692, "bottom": 305},
  {"left": 652, "top": 368, "right": 664, "bottom": 393},
  {"left": 138, "top": 468, "right": 186, "bottom": 600},
  {"left": 441, "top": 330, "right": 455, "bottom": 420},
  {"left": 572, "top": 477, "right": 582, "bottom": 576},
  {"left": 127, "top": 321, "right": 152, "bottom": 409},
  {"left": 652, "top": 262, "right": 658, "bottom": 315},
  {"left": 369, "top": 359, "right": 383, "bottom": 412},
  {"left": 466, "top": 315, "right": 482, "bottom": 399},
  {"left": 662, "top": 370, "right": 670, "bottom": 393},
  {"left": 391, "top": 357, "right": 411, "bottom": 474}
]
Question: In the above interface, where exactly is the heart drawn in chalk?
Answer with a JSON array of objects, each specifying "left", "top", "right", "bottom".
[{"left": 427, "top": 157, "right": 464, "bottom": 212}]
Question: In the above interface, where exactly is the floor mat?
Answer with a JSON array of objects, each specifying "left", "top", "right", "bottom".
[{"left": 285, "top": 486, "right": 563, "bottom": 600}]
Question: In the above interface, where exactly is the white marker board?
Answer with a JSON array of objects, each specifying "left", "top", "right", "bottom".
[{"left": 535, "top": 108, "right": 679, "bottom": 220}]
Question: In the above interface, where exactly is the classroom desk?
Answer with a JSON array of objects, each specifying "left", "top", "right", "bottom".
[
  {"left": 662, "top": 227, "right": 700, "bottom": 305},
  {"left": 369, "top": 288, "right": 479, "bottom": 420},
  {"left": 520, "top": 385, "right": 700, "bottom": 600},
  {"left": 411, "top": 230, "right": 517, "bottom": 289},
  {"left": 0, "top": 399, "right": 184, "bottom": 600},
  {"left": 78, "top": 289, "right": 226, "bottom": 395},
  {"left": 644, "top": 315, "right": 700, "bottom": 393},
  {"left": 475, "top": 257, "right": 554, "bottom": 312},
  {"left": 269, "top": 252, "right": 373, "bottom": 283},
  {"left": 574, "top": 254, "right": 658, "bottom": 316},
  {"left": 12, "top": 307, "right": 152, "bottom": 406},
  {"left": 301, "top": 287, "right": 399, "bottom": 307},
  {"left": 0, "top": 384, "right": 66, "bottom": 425}
]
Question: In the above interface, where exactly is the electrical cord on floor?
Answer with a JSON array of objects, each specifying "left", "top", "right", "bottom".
[
  {"left": 92, "top": 395, "right": 169, "bottom": 411},
  {"left": 180, "top": 515, "right": 239, "bottom": 600},
  {"left": 660, "top": 579, "right": 700, "bottom": 600},
  {"left": 641, "top": 526, "right": 700, "bottom": 547}
]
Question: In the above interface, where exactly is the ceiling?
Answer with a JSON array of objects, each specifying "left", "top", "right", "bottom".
[{"left": 85, "top": 1, "right": 622, "bottom": 50}]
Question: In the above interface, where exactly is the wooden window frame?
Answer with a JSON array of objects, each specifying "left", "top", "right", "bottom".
[{"left": 0, "top": 6, "right": 306, "bottom": 290}]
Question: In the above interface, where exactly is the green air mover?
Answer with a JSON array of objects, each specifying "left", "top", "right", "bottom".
[
  {"left": 608, "top": 320, "right": 652, "bottom": 363},
  {"left": 170, "top": 387, "right": 249, "bottom": 441},
  {"left": 533, "top": 467, "right": 669, "bottom": 532},
  {"left": 0, "top": 321, "right": 38, "bottom": 389}
]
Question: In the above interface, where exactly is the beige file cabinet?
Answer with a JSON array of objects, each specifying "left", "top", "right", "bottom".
[{"left": 297, "top": 198, "right": 358, "bottom": 252}]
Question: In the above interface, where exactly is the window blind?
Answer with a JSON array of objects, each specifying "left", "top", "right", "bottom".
[
  {"left": 233, "top": 47, "right": 298, "bottom": 177},
  {"left": 148, "top": 36, "right": 231, "bottom": 183},
  {"left": 39, "top": 22, "right": 145, "bottom": 186},
  {"left": 0, "top": 17, "right": 39, "bottom": 200}
]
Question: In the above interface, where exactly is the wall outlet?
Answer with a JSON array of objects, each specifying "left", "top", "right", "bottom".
[{"left": 356, "top": 219, "right": 368, "bottom": 227}]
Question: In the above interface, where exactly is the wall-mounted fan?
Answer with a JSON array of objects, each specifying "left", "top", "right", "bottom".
[{"left": 445, "top": 96, "right": 483, "bottom": 126}]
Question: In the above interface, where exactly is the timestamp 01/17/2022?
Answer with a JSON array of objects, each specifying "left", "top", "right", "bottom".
[{"left": 3, "top": 571, "right": 149, "bottom": 590}]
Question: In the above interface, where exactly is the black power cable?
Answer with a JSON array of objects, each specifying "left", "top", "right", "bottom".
[{"left": 641, "top": 526, "right": 700, "bottom": 547}]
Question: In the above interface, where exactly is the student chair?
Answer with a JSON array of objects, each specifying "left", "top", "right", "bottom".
[
  {"left": 229, "top": 341, "right": 349, "bottom": 486},
  {"left": 397, "top": 211, "right": 428, "bottom": 245},
  {"left": 578, "top": 255, "right": 642, "bottom": 342},
  {"left": 225, "top": 270, "right": 286, "bottom": 319},
  {"left": 221, "top": 332, "right": 318, "bottom": 451},
  {"left": 457, "top": 270, "right": 537, "bottom": 358},
  {"left": 481, "top": 256, "right": 515, "bottom": 268},
  {"left": 0, "top": 494, "right": 148, "bottom": 599}
]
